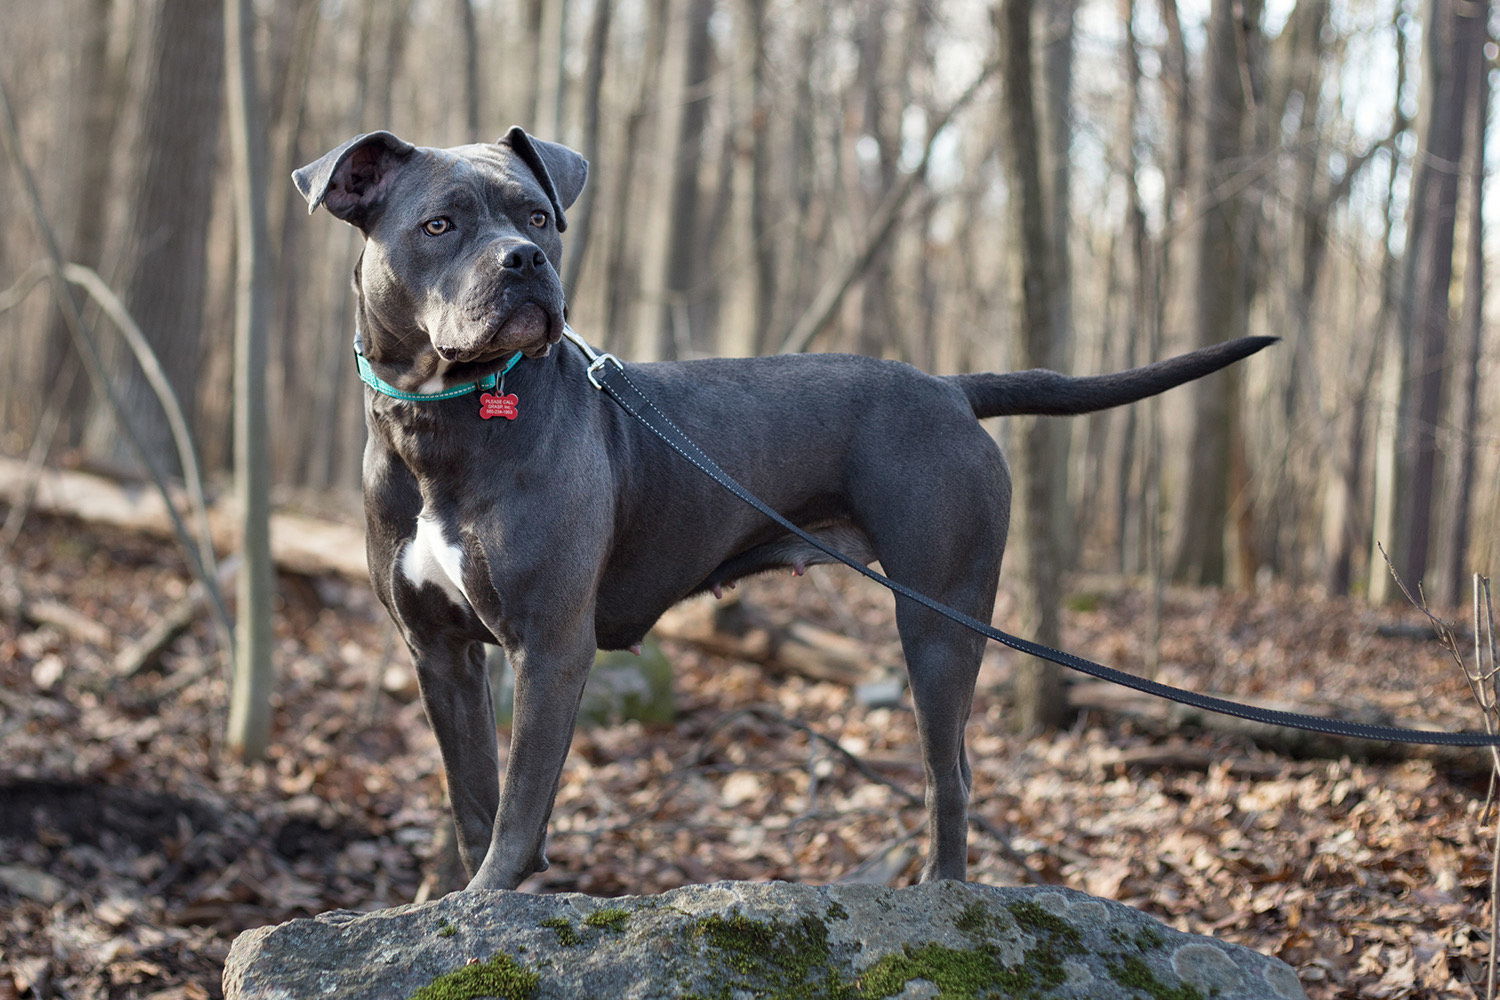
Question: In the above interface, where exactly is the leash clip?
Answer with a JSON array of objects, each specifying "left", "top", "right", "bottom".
[{"left": 586, "top": 352, "right": 623, "bottom": 390}]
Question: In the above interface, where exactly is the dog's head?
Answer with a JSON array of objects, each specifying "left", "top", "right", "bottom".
[{"left": 293, "top": 128, "right": 587, "bottom": 367}]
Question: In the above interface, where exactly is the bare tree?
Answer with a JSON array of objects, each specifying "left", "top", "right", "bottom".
[
  {"left": 1169, "top": 0, "right": 1264, "bottom": 587},
  {"left": 995, "top": 0, "right": 1070, "bottom": 732},
  {"left": 455, "top": 0, "right": 481, "bottom": 139},
  {"left": 223, "top": 0, "right": 275, "bottom": 763},
  {"left": 1444, "top": 7, "right": 1489, "bottom": 606},
  {"left": 83, "top": 0, "right": 224, "bottom": 475},
  {"left": 632, "top": 0, "right": 714, "bottom": 360},
  {"left": 560, "top": 0, "right": 613, "bottom": 298},
  {"left": 1377, "top": 0, "right": 1483, "bottom": 599},
  {"left": 44, "top": 0, "right": 124, "bottom": 447}
]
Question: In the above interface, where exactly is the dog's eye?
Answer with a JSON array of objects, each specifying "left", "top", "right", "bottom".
[
  {"left": 422, "top": 217, "right": 452, "bottom": 236},
  {"left": 529, "top": 210, "right": 549, "bottom": 229}
]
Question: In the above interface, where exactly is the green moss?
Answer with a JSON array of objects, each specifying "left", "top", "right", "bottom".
[
  {"left": 954, "top": 902, "right": 996, "bottom": 937},
  {"left": 678, "top": 902, "right": 1096, "bottom": 1000},
  {"left": 1108, "top": 956, "right": 1206, "bottom": 1000},
  {"left": 1133, "top": 928, "right": 1166, "bottom": 951},
  {"left": 584, "top": 907, "right": 630, "bottom": 931},
  {"left": 825, "top": 901, "right": 849, "bottom": 921},
  {"left": 437, "top": 919, "right": 457, "bottom": 938},
  {"left": 858, "top": 943, "right": 1032, "bottom": 999},
  {"left": 1005, "top": 902, "right": 1083, "bottom": 952},
  {"left": 539, "top": 916, "right": 582, "bottom": 946},
  {"left": 690, "top": 912, "right": 854, "bottom": 1000},
  {"left": 407, "top": 952, "right": 539, "bottom": 1000}
]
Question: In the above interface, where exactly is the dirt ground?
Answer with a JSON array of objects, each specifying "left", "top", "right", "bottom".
[{"left": 0, "top": 510, "right": 1494, "bottom": 998}]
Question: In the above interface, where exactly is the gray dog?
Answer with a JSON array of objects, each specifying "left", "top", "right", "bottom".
[{"left": 293, "top": 127, "right": 1270, "bottom": 890}]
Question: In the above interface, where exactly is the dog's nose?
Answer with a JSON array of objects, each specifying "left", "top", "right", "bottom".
[{"left": 500, "top": 242, "right": 547, "bottom": 275}]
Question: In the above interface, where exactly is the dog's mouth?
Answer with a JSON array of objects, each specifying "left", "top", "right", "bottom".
[{"left": 434, "top": 301, "right": 563, "bottom": 363}]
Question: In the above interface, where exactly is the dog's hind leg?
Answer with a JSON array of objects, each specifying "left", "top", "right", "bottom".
[
  {"left": 848, "top": 415, "right": 1009, "bottom": 882},
  {"left": 895, "top": 600, "right": 992, "bottom": 881}
]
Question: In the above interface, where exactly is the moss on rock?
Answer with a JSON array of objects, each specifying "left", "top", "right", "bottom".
[
  {"left": 538, "top": 917, "right": 581, "bottom": 947},
  {"left": 407, "top": 952, "right": 539, "bottom": 1000},
  {"left": 583, "top": 907, "right": 629, "bottom": 931}
]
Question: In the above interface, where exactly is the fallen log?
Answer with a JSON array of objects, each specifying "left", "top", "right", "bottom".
[
  {"left": 0, "top": 570, "right": 111, "bottom": 646},
  {"left": 0, "top": 456, "right": 367, "bottom": 580},
  {"left": 1067, "top": 680, "right": 1493, "bottom": 773},
  {"left": 653, "top": 594, "right": 877, "bottom": 686}
]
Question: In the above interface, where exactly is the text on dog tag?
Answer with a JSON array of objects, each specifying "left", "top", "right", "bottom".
[{"left": 479, "top": 392, "right": 519, "bottom": 420}]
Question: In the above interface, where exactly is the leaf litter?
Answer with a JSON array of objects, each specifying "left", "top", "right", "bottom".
[{"left": 0, "top": 512, "right": 1494, "bottom": 998}]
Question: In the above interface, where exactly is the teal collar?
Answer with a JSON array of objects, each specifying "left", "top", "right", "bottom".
[{"left": 355, "top": 349, "right": 523, "bottom": 401}]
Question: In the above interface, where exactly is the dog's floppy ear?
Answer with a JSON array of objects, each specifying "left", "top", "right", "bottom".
[
  {"left": 498, "top": 126, "right": 588, "bottom": 232},
  {"left": 292, "top": 131, "right": 417, "bottom": 227}
]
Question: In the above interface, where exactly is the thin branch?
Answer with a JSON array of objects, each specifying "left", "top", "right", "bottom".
[
  {"left": 61, "top": 263, "right": 227, "bottom": 635},
  {"left": 1380, "top": 548, "right": 1499, "bottom": 999}
]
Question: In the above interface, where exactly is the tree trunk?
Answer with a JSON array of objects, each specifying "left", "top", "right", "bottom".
[
  {"left": 631, "top": 0, "right": 714, "bottom": 360},
  {"left": 855, "top": 0, "right": 898, "bottom": 358},
  {"left": 995, "top": 0, "right": 1069, "bottom": 733},
  {"left": 1359, "top": 3, "right": 1413, "bottom": 601},
  {"left": 84, "top": 0, "right": 224, "bottom": 476},
  {"left": 537, "top": 0, "right": 569, "bottom": 137},
  {"left": 1384, "top": 0, "right": 1479, "bottom": 598},
  {"left": 603, "top": 0, "right": 669, "bottom": 331},
  {"left": 1169, "top": 0, "right": 1263, "bottom": 587},
  {"left": 1113, "top": 0, "right": 1148, "bottom": 575},
  {"left": 224, "top": 0, "right": 275, "bottom": 763},
  {"left": 1444, "top": 8, "right": 1488, "bottom": 606},
  {"left": 45, "top": 0, "right": 122, "bottom": 448},
  {"left": 560, "top": 0, "right": 613, "bottom": 298},
  {"left": 731, "top": 0, "right": 774, "bottom": 356},
  {"left": 455, "top": 0, "right": 481, "bottom": 138}
]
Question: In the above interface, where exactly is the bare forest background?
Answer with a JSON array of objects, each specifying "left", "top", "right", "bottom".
[
  {"left": 6, "top": 2, "right": 1500, "bottom": 995},
  {"left": 2, "top": 0, "right": 1498, "bottom": 625}
]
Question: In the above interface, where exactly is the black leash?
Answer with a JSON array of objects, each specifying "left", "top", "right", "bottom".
[{"left": 582, "top": 350, "right": 1500, "bottom": 748}]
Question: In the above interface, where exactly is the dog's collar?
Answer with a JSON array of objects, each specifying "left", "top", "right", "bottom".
[{"left": 354, "top": 347, "right": 523, "bottom": 401}]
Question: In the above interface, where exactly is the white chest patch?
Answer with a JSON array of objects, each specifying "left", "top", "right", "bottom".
[{"left": 400, "top": 511, "right": 471, "bottom": 608}]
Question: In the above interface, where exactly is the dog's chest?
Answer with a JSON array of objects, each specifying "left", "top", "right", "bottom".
[{"left": 399, "top": 510, "right": 471, "bottom": 609}]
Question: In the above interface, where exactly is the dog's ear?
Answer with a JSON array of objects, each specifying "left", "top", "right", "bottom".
[
  {"left": 498, "top": 126, "right": 588, "bottom": 232},
  {"left": 292, "top": 131, "right": 417, "bottom": 227}
]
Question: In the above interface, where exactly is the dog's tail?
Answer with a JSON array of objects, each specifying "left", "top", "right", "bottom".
[{"left": 949, "top": 336, "right": 1276, "bottom": 419}]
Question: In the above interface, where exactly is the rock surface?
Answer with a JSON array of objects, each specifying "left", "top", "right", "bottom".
[
  {"left": 494, "top": 640, "right": 676, "bottom": 727},
  {"left": 223, "top": 880, "right": 1307, "bottom": 1000}
]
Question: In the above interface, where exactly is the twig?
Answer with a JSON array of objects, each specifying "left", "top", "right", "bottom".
[
  {"left": 0, "top": 259, "right": 46, "bottom": 312},
  {"left": 1478, "top": 576, "right": 1498, "bottom": 1000},
  {"left": 0, "top": 569, "right": 110, "bottom": 646},
  {"left": 1380, "top": 548, "right": 1499, "bottom": 998},
  {"left": 61, "top": 262, "right": 225, "bottom": 628},
  {"left": 116, "top": 557, "right": 241, "bottom": 677}
]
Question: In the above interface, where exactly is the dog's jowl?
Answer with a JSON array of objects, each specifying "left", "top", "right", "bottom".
[{"left": 294, "top": 128, "right": 1272, "bottom": 891}]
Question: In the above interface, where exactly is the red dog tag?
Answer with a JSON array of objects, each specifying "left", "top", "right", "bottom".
[{"left": 479, "top": 392, "right": 519, "bottom": 420}]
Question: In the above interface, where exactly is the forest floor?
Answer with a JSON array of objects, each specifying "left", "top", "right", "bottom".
[{"left": 0, "top": 508, "right": 1495, "bottom": 999}]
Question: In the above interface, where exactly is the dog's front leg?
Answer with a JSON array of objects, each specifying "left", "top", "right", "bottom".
[
  {"left": 412, "top": 638, "right": 501, "bottom": 879},
  {"left": 468, "top": 627, "right": 596, "bottom": 891}
]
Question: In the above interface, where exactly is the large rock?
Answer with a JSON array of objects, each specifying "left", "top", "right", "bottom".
[
  {"left": 224, "top": 880, "right": 1306, "bottom": 1000},
  {"left": 493, "top": 641, "right": 676, "bottom": 728}
]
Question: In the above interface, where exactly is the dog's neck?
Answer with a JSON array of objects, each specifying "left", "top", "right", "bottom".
[{"left": 362, "top": 340, "right": 585, "bottom": 486}]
